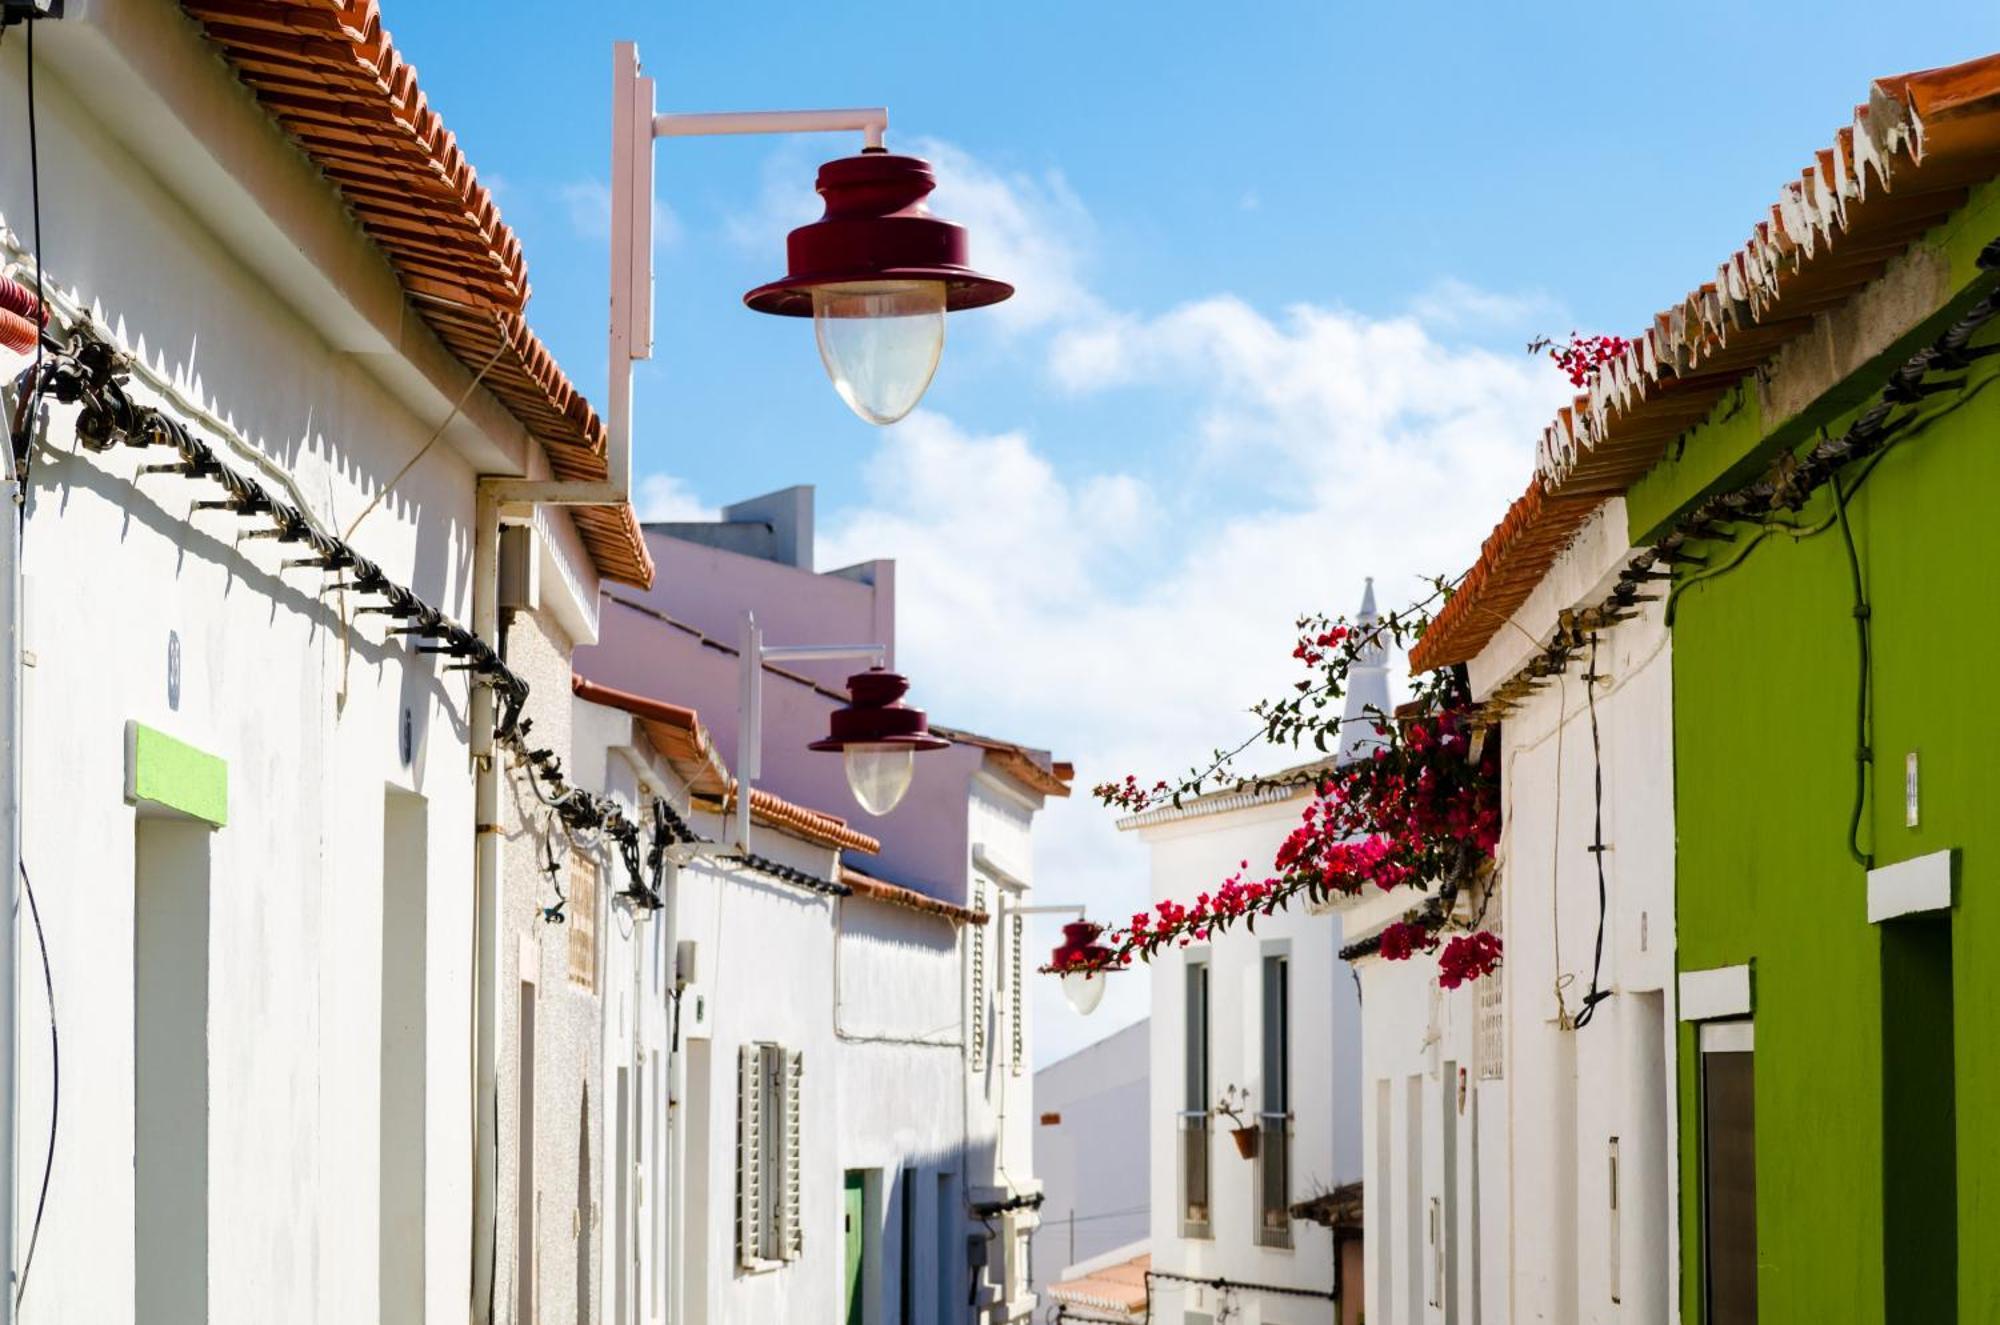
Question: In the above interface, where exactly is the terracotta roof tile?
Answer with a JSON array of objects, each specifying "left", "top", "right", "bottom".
[
  {"left": 1414, "top": 53, "right": 2000, "bottom": 671},
  {"left": 1049, "top": 1252, "right": 1150, "bottom": 1316},
  {"left": 743, "top": 787, "right": 881, "bottom": 857},
  {"left": 931, "top": 723, "right": 1073, "bottom": 798},
  {"left": 181, "top": 0, "right": 652, "bottom": 588},
  {"left": 838, "top": 863, "right": 989, "bottom": 926},
  {"left": 571, "top": 675, "right": 881, "bottom": 856}
]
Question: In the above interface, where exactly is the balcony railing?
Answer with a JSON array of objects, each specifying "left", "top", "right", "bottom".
[
  {"left": 1180, "top": 1110, "right": 1211, "bottom": 1238},
  {"left": 1256, "top": 1112, "right": 1291, "bottom": 1248}
]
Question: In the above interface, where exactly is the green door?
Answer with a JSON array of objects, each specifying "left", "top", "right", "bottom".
[{"left": 844, "top": 1171, "right": 866, "bottom": 1325}]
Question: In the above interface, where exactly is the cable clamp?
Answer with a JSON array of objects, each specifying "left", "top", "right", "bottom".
[{"left": 1852, "top": 604, "right": 1871, "bottom": 620}]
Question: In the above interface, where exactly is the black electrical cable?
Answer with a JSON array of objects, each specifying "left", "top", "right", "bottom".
[
  {"left": 15, "top": 862, "right": 55, "bottom": 1310},
  {"left": 1833, "top": 469, "right": 1874, "bottom": 869},
  {"left": 1569, "top": 635, "right": 1612, "bottom": 1030},
  {"left": 10, "top": 24, "right": 55, "bottom": 1309},
  {"left": 20, "top": 10, "right": 44, "bottom": 485},
  {"left": 22, "top": 13, "right": 42, "bottom": 486}
]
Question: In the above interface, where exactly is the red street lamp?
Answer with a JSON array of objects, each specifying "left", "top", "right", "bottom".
[
  {"left": 734, "top": 611, "right": 950, "bottom": 851},
  {"left": 609, "top": 44, "right": 1016, "bottom": 504},
  {"left": 745, "top": 152, "right": 1013, "bottom": 425},
  {"left": 807, "top": 667, "right": 950, "bottom": 816},
  {"left": 1050, "top": 919, "right": 1116, "bottom": 1017}
]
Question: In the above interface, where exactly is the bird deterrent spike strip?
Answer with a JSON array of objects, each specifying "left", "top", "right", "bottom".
[
  {"left": 13, "top": 325, "right": 719, "bottom": 908},
  {"left": 29, "top": 328, "right": 533, "bottom": 739}
]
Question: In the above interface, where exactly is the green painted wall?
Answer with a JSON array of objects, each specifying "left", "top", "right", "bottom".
[{"left": 1662, "top": 231, "right": 2000, "bottom": 1323}]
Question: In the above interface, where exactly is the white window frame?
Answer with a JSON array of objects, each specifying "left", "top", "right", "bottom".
[
  {"left": 1181, "top": 952, "right": 1212, "bottom": 1239},
  {"left": 1256, "top": 944, "right": 1292, "bottom": 1249}
]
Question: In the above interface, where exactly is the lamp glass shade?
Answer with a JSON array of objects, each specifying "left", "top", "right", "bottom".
[
  {"left": 844, "top": 741, "right": 917, "bottom": 816},
  {"left": 811, "top": 280, "right": 946, "bottom": 425},
  {"left": 1061, "top": 970, "right": 1108, "bottom": 1017}
]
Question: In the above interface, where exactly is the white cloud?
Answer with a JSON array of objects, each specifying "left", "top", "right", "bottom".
[
  {"left": 635, "top": 473, "right": 717, "bottom": 523},
  {"left": 818, "top": 292, "right": 1565, "bottom": 1062},
  {"left": 1406, "top": 277, "right": 1563, "bottom": 335},
  {"left": 908, "top": 138, "right": 1100, "bottom": 335},
  {"left": 700, "top": 139, "right": 1574, "bottom": 1064},
  {"left": 560, "top": 179, "right": 680, "bottom": 248}
]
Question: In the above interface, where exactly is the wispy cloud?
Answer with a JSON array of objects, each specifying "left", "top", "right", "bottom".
[
  {"left": 821, "top": 300, "right": 1563, "bottom": 1058},
  {"left": 724, "top": 137, "right": 1571, "bottom": 1061},
  {"left": 559, "top": 178, "right": 681, "bottom": 248},
  {"left": 1406, "top": 276, "right": 1564, "bottom": 336},
  {"left": 635, "top": 473, "right": 717, "bottom": 523}
]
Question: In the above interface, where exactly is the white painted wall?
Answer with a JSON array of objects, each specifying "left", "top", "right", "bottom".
[
  {"left": 571, "top": 700, "right": 680, "bottom": 1325},
  {"left": 1342, "top": 890, "right": 1502, "bottom": 1325},
  {"left": 1032, "top": 1018, "right": 1151, "bottom": 1279},
  {"left": 1134, "top": 790, "right": 1358, "bottom": 1325},
  {"left": 0, "top": 10, "right": 603, "bottom": 1323},
  {"left": 581, "top": 511, "right": 1060, "bottom": 1324},
  {"left": 1466, "top": 500, "right": 1679, "bottom": 1325}
]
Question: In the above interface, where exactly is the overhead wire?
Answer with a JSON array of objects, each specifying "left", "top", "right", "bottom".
[
  {"left": 14, "top": 863, "right": 52, "bottom": 1310},
  {"left": 11, "top": 21, "right": 58, "bottom": 1310},
  {"left": 1568, "top": 635, "right": 1611, "bottom": 1030}
]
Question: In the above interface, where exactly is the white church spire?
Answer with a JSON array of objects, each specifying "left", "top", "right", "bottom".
[{"left": 1338, "top": 576, "right": 1393, "bottom": 764}]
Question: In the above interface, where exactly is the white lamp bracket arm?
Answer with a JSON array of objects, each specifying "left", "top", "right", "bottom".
[
  {"left": 609, "top": 41, "right": 889, "bottom": 503},
  {"left": 732, "top": 608, "right": 891, "bottom": 852},
  {"left": 652, "top": 108, "right": 888, "bottom": 151}
]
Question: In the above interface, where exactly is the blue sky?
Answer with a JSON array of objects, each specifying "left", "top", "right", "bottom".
[{"left": 390, "top": 2, "right": 1995, "bottom": 1062}]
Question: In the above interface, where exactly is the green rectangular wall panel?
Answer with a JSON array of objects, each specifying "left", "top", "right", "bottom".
[
  {"left": 125, "top": 720, "right": 227, "bottom": 828},
  {"left": 1664, "top": 222, "right": 2000, "bottom": 1323}
]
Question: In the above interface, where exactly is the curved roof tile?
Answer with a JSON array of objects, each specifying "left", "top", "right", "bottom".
[
  {"left": 181, "top": 0, "right": 653, "bottom": 588},
  {"left": 1415, "top": 53, "right": 2000, "bottom": 672}
]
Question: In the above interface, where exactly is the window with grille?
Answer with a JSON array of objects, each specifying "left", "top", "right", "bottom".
[
  {"left": 1009, "top": 913, "right": 1024, "bottom": 1074},
  {"left": 1257, "top": 952, "right": 1292, "bottom": 1247},
  {"left": 970, "top": 884, "right": 988, "bottom": 1070},
  {"left": 568, "top": 858, "right": 599, "bottom": 992},
  {"left": 737, "top": 1043, "right": 803, "bottom": 1268},
  {"left": 1181, "top": 958, "right": 1212, "bottom": 1238},
  {"left": 1476, "top": 906, "right": 1504, "bottom": 1080}
]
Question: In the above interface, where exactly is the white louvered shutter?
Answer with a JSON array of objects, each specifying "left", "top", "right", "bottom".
[
  {"left": 1010, "top": 913, "right": 1024, "bottom": 1074},
  {"left": 737, "top": 1044, "right": 763, "bottom": 1267},
  {"left": 1477, "top": 902, "right": 1506, "bottom": 1080},
  {"left": 970, "top": 884, "right": 988, "bottom": 1069},
  {"left": 781, "top": 1048, "right": 804, "bottom": 1260}
]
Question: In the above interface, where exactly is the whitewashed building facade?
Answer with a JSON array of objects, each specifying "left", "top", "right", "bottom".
[
  {"left": 575, "top": 500, "right": 1071, "bottom": 1324},
  {"left": 1342, "top": 500, "right": 1679, "bottom": 1325},
  {"left": 0, "top": 5, "right": 651, "bottom": 1324},
  {"left": 1467, "top": 500, "right": 1678, "bottom": 1325},
  {"left": 1031, "top": 1018, "right": 1151, "bottom": 1283}
]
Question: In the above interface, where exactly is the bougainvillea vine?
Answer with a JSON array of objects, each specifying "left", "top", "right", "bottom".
[
  {"left": 1068, "top": 594, "right": 1504, "bottom": 985},
  {"left": 1530, "top": 331, "right": 1632, "bottom": 388}
]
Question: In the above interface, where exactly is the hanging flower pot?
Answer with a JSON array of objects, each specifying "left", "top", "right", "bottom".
[{"left": 1214, "top": 1084, "right": 1259, "bottom": 1160}]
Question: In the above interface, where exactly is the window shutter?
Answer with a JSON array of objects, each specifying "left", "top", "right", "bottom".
[
  {"left": 1009, "top": 913, "right": 1024, "bottom": 1074},
  {"left": 737, "top": 1045, "right": 763, "bottom": 1267},
  {"left": 781, "top": 1049, "right": 804, "bottom": 1260},
  {"left": 1476, "top": 903, "right": 1505, "bottom": 1080},
  {"left": 970, "top": 885, "right": 988, "bottom": 1070}
]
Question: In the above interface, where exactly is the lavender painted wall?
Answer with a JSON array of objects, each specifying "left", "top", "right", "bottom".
[{"left": 578, "top": 527, "right": 1000, "bottom": 906}]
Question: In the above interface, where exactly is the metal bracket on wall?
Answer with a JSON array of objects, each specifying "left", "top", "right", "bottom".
[{"left": 0, "top": 1, "right": 62, "bottom": 27}]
